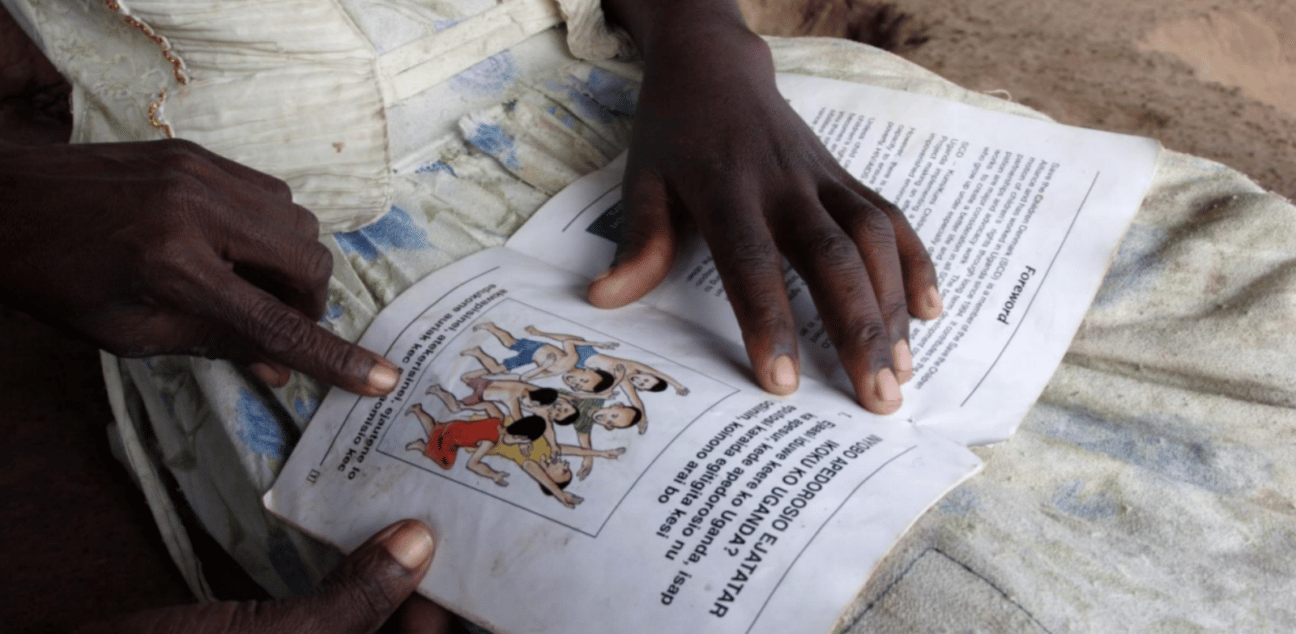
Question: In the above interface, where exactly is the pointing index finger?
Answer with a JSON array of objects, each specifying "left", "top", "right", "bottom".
[{"left": 198, "top": 257, "right": 400, "bottom": 395}]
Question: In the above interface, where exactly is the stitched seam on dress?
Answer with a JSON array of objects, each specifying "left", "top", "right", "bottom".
[
  {"left": 102, "top": 0, "right": 190, "bottom": 85},
  {"left": 101, "top": 0, "right": 186, "bottom": 139},
  {"left": 147, "top": 90, "right": 175, "bottom": 138}
]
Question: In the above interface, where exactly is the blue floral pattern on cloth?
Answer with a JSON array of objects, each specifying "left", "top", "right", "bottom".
[
  {"left": 583, "top": 66, "right": 638, "bottom": 115},
  {"left": 1090, "top": 223, "right": 1166, "bottom": 308},
  {"left": 465, "top": 120, "right": 521, "bottom": 169},
  {"left": 449, "top": 51, "right": 520, "bottom": 98},
  {"left": 236, "top": 389, "right": 287, "bottom": 460},
  {"left": 557, "top": 66, "right": 639, "bottom": 126},
  {"left": 414, "top": 160, "right": 457, "bottom": 176},
  {"left": 293, "top": 396, "right": 319, "bottom": 422},
  {"left": 335, "top": 206, "right": 434, "bottom": 262}
]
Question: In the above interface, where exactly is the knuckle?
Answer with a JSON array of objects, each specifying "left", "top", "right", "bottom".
[
  {"left": 883, "top": 296, "right": 910, "bottom": 324},
  {"left": 162, "top": 140, "right": 211, "bottom": 175},
  {"left": 139, "top": 238, "right": 207, "bottom": 299},
  {"left": 300, "top": 240, "right": 334, "bottom": 286},
  {"left": 743, "top": 307, "right": 796, "bottom": 339},
  {"left": 624, "top": 175, "right": 669, "bottom": 216},
  {"left": 246, "top": 300, "right": 315, "bottom": 356},
  {"left": 796, "top": 225, "right": 859, "bottom": 270},
  {"left": 851, "top": 206, "right": 898, "bottom": 250},
  {"left": 725, "top": 272, "right": 794, "bottom": 335},
  {"left": 145, "top": 181, "right": 211, "bottom": 232},
  {"left": 345, "top": 574, "right": 399, "bottom": 626},
  {"left": 883, "top": 300, "right": 911, "bottom": 338},
  {"left": 266, "top": 175, "right": 294, "bottom": 200},
  {"left": 909, "top": 244, "right": 937, "bottom": 276},
  {"left": 836, "top": 317, "right": 889, "bottom": 353},
  {"left": 146, "top": 233, "right": 198, "bottom": 267},
  {"left": 717, "top": 234, "right": 779, "bottom": 273},
  {"left": 299, "top": 206, "right": 321, "bottom": 235},
  {"left": 773, "top": 145, "right": 820, "bottom": 175}
]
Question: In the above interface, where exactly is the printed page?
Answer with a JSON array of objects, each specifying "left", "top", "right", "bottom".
[
  {"left": 508, "top": 73, "right": 1161, "bottom": 446},
  {"left": 266, "top": 247, "right": 980, "bottom": 634}
]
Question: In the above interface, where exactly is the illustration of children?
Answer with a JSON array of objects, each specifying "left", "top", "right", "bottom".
[
  {"left": 592, "top": 402, "right": 644, "bottom": 431},
  {"left": 404, "top": 402, "right": 545, "bottom": 486},
  {"left": 452, "top": 353, "right": 581, "bottom": 427},
  {"left": 471, "top": 322, "right": 687, "bottom": 434},
  {"left": 566, "top": 397, "right": 642, "bottom": 480},
  {"left": 427, "top": 381, "right": 576, "bottom": 460},
  {"left": 412, "top": 391, "right": 623, "bottom": 508}
]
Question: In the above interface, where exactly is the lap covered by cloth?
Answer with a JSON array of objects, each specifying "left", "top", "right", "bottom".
[{"left": 16, "top": 0, "right": 1295, "bottom": 629}]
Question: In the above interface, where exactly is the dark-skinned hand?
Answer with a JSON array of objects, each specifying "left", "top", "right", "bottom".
[
  {"left": 0, "top": 139, "right": 400, "bottom": 395},
  {"left": 75, "top": 520, "right": 452, "bottom": 634},
  {"left": 591, "top": 0, "right": 943, "bottom": 415}
]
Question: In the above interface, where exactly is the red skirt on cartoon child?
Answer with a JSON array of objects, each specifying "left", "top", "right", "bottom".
[{"left": 423, "top": 417, "right": 502, "bottom": 469}]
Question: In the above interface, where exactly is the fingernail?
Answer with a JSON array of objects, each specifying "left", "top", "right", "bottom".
[
  {"left": 368, "top": 362, "right": 399, "bottom": 392},
  {"left": 771, "top": 355, "right": 798, "bottom": 391},
  {"left": 596, "top": 274, "right": 627, "bottom": 298},
  {"left": 893, "top": 340, "right": 913, "bottom": 384},
  {"left": 923, "top": 286, "right": 944, "bottom": 318},
  {"left": 249, "top": 362, "right": 279, "bottom": 385},
  {"left": 589, "top": 273, "right": 633, "bottom": 309},
  {"left": 382, "top": 521, "right": 434, "bottom": 570},
  {"left": 875, "top": 368, "right": 902, "bottom": 408}
]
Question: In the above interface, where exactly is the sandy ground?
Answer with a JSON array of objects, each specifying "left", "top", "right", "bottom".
[{"left": 743, "top": 0, "right": 1296, "bottom": 200}]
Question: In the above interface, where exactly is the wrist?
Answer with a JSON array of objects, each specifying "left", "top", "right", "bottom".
[{"left": 604, "top": 0, "right": 758, "bottom": 58}]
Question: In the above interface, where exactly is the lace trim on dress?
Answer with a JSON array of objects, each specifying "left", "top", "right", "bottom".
[{"left": 102, "top": 0, "right": 189, "bottom": 84}]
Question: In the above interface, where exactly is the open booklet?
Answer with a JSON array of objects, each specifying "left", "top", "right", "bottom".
[{"left": 265, "top": 73, "right": 1160, "bottom": 634}]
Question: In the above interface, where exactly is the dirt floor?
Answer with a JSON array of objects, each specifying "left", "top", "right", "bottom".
[
  {"left": 743, "top": 0, "right": 1296, "bottom": 200},
  {"left": 3, "top": 0, "right": 1292, "bottom": 630}
]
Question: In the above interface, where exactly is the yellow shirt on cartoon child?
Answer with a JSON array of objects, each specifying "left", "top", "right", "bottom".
[{"left": 488, "top": 436, "right": 552, "bottom": 466}]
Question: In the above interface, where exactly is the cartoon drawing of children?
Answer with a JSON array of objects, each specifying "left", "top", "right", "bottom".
[
  {"left": 468, "top": 321, "right": 615, "bottom": 389},
  {"left": 566, "top": 397, "right": 641, "bottom": 480},
  {"left": 413, "top": 389, "right": 623, "bottom": 508},
  {"left": 471, "top": 321, "right": 687, "bottom": 434},
  {"left": 426, "top": 380, "right": 575, "bottom": 461},
  {"left": 404, "top": 402, "right": 544, "bottom": 487},
  {"left": 453, "top": 353, "right": 581, "bottom": 428}
]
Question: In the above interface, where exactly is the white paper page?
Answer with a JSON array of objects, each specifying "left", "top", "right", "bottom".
[
  {"left": 266, "top": 247, "right": 979, "bottom": 634},
  {"left": 508, "top": 73, "right": 1160, "bottom": 446}
]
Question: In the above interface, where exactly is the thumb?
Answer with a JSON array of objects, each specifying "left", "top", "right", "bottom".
[
  {"left": 302, "top": 519, "right": 436, "bottom": 633},
  {"left": 76, "top": 520, "right": 435, "bottom": 634},
  {"left": 588, "top": 170, "right": 681, "bottom": 309}
]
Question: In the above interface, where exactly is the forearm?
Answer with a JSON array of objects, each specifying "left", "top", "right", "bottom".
[
  {"left": 599, "top": 0, "right": 779, "bottom": 128},
  {"left": 600, "top": 0, "right": 752, "bottom": 55}
]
